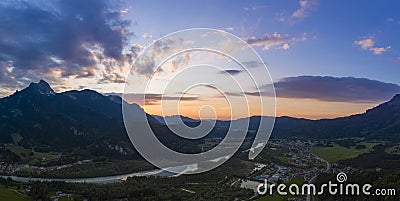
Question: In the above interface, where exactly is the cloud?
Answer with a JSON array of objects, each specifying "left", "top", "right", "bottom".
[
  {"left": 107, "top": 93, "right": 201, "bottom": 105},
  {"left": 279, "top": 0, "right": 318, "bottom": 23},
  {"left": 354, "top": 38, "right": 374, "bottom": 49},
  {"left": 354, "top": 37, "right": 391, "bottom": 55},
  {"left": 291, "top": 0, "right": 318, "bottom": 21},
  {"left": 268, "top": 76, "right": 400, "bottom": 103},
  {"left": 142, "top": 32, "right": 152, "bottom": 39},
  {"left": 120, "top": 8, "right": 129, "bottom": 14},
  {"left": 370, "top": 46, "right": 391, "bottom": 55},
  {"left": 98, "top": 71, "right": 125, "bottom": 84},
  {"left": 244, "top": 5, "right": 269, "bottom": 11},
  {"left": 0, "top": 0, "right": 133, "bottom": 92},
  {"left": 282, "top": 43, "right": 290, "bottom": 50},
  {"left": 386, "top": 18, "right": 395, "bottom": 22},
  {"left": 131, "top": 37, "right": 191, "bottom": 76},
  {"left": 222, "top": 27, "right": 234, "bottom": 32},
  {"left": 170, "top": 52, "right": 190, "bottom": 72},
  {"left": 394, "top": 58, "right": 400, "bottom": 63},
  {"left": 219, "top": 69, "right": 243, "bottom": 75},
  {"left": 247, "top": 32, "right": 307, "bottom": 50},
  {"left": 241, "top": 61, "right": 264, "bottom": 68},
  {"left": 132, "top": 55, "right": 156, "bottom": 76},
  {"left": 96, "top": 44, "right": 143, "bottom": 84}
]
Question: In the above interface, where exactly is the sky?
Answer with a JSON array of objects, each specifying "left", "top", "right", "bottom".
[{"left": 1, "top": 0, "right": 400, "bottom": 119}]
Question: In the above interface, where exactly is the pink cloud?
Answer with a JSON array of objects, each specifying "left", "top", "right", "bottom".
[
  {"left": 354, "top": 38, "right": 374, "bottom": 49},
  {"left": 370, "top": 46, "right": 391, "bottom": 55},
  {"left": 290, "top": 0, "right": 319, "bottom": 22},
  {"left": 354, "top": 37, "right": 391, "bottom": 55},
  {"left": 282, "top": 43, "right": 290, "bottom": 50},
  {"left": 247, "top": 32, "right": 307, "bottom": 51}
]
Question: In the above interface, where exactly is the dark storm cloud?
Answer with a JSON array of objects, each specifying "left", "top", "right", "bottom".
[
  {"left": 196, "top": 76, "right": 400, "bottom": 103},
  {"left": 0, "top": 0, "right": 129, "bottom": 86},
  {"left": 269, "top": 76, "right": 400, "bottom": 103}
]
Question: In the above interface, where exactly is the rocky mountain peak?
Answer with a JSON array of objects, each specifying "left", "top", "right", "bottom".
[{"left": 27, "top": 79, "right": 55, "bottom": 96}]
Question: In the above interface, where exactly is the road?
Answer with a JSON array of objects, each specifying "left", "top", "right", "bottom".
[{"left": 307, "top": 154, "right": 331, "bottom": 201}]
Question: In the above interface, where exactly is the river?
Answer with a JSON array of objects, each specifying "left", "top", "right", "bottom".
[{"left": 0, "top": 168, "right": 176, "bottom": 184}]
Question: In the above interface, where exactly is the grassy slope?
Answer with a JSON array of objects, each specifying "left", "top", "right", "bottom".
[
  {"left": 5, "top": 144, "right": 58, "bottom": 164},
  {"left": 310, "top": 142, "right": 378, "bottom": 163},
  {"left": 0, "top": 189, "right": 29, "bottom": 201}
]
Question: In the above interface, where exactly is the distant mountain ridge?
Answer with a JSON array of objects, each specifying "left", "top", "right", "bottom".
[
  {"left": 1, "top": 80, "right": 400, "bottom": 154},
  {"left": 150, "top": 95, "right": 400, "bottom": 141},
  {"left": 0, "top": 80, "right": 150, "bottom": 156}
]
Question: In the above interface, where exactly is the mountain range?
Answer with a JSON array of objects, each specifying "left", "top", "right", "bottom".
[{"left": 1, "top": 80, "right": 399, "bottom": 155}]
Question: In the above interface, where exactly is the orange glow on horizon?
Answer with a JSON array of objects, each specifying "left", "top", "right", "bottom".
[{"left": 141, "top": 97, "right": 381, "bottom": 120}]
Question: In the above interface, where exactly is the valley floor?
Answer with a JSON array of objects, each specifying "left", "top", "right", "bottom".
[{"left": 0, "top": 137, "right": 399, "bottom": 200}]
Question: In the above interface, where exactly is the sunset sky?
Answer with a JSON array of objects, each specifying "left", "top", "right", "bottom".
[{"left": 1, "top": 0, "right": 400, "bottom": 119}]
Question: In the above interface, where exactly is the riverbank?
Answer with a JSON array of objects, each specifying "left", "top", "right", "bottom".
[{"left": 0, "top": 168, "right": 175, "bottom": 184}]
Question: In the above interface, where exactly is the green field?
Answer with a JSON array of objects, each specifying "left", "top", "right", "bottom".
[
  {"left": 58, "top": 195, "right": 73, "bottom": 201},
  {"left": 310, "top": 142, "right": 378, "bottom": 163},
  {"left": 275, "top": 156, "right": 289, "bottom": 164},
  {"left": 0, "top": 189, "right": 29, "bottom": 201},
  {"left": 385, "top": 144, "right": 400, "bottom": 155},
  {"left": 257, "top": 178, "right": 305, "bottom": 201},
  {"left": 5, "top": 144, "right": 58, "bottom": 164}
]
